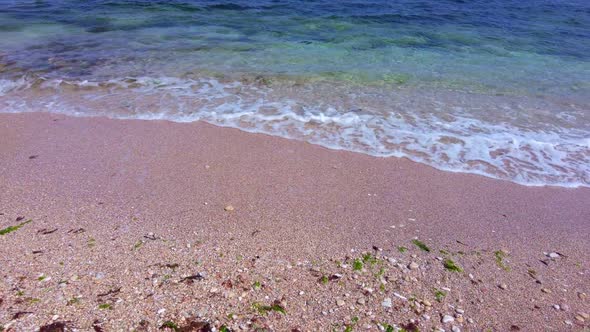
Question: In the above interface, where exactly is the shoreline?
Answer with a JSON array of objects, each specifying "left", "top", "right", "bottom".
[{"left": 1, "top": 112, "right": 588, "bottom": 331}]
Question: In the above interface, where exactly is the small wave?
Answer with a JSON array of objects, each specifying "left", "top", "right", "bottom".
[{"left": 1, "top": 75, "right": 588, "bottom": 187}]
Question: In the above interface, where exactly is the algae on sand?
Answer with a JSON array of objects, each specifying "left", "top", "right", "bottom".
[
  {"left": 443, "top": 258, "right": 463, "bottom": 272},
  {"left": 412, "top": 239, "right": 431, "bottom": 252},
  {"left": 0, "top": 219, "right": 32, "bottom": 235}
]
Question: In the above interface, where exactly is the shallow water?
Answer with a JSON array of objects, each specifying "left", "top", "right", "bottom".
[{"left": 1, "top": 0, "right": 589, "bottom": 186}]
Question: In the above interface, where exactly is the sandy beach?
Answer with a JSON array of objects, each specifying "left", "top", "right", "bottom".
[{"left": 0, "top": 112, "right": 588, "bottom": 331}]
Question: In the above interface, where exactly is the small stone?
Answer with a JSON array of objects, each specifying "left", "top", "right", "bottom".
[
  {"left": 541, "top": 288, "right": 552, "bottom": 294},
  {"left": 357, "top": 298, "right": 366, "bottom": 305},
  {"left": 442, "top": 315, "right": 455, "bottom": 324},
  {"left": 157, "top": 308, "right": 166, "bottom": 315},
  {"left": 336, "top": 299, "right": 345, "bottom": 307},
  {"left": 452, "top": 326, "right": 461, "bottom": 332},
  {"left": 422, "top": 300, "right": 432, "bottom": 307},
  {"left": 579, "top": 292, "right": 587, "bottom": 300},
  {"left": 422, "top": 314, "right": 431, "bottom": 321},
  {"left": 499, "top": 283, "right": 508, "bottom": 290},
  {"left": 52, "top": 315, "right": 59, "bottom": 321},
  {"left": 456, "top": 308, "right": 465, "bottom": 314},
  {"left": 553, "top": 304, "right": 561, "bottom": 310},
  {"left": 382, "top": 298, "right": 392, "bottom": 308},
  {"left": 210, "top": 287, "right": 219, "bottom": 293},
  {"left": 467, "top": 318, "right": 474, "bottom": 324},
  {"left": 579, "top": 312, "right": 589, "bottom": 320},
  {"left": 547, "top": 252, "right": 559, "bottom": 259},
  {"left": 564, "top": 320, "right": 573, "bottom": 326},
  {"left": 224, "top": 205, "right": 234, "bottom": 212},
  {"left": 299, "top": 291, "right": 305, "bottom": 296},
  {"left": 456, "top": 316, "right": 464, "bottom": 323},
  {"left": 575, "top": 315, "right": 585, "bottom": 322},
  {"left": 408, "top": 262, "right": 419, "bottom": 270}
]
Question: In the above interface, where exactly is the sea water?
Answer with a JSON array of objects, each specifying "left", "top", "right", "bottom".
[{"left": 0, "top": 0, "right": 589, "bottom": 186}]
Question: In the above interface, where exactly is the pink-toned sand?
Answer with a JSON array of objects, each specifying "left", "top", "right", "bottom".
[{"left": 0, "top": 112, "right": 588, "bottom": 331}]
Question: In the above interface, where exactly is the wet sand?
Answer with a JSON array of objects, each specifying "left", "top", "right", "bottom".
[{"left": 0, "top": 112, "right": 588, "bottom": 331}]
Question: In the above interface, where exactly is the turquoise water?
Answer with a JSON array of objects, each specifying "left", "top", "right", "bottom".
[{"left": 1, "top": 0, "right": 589, "bottom": 186}]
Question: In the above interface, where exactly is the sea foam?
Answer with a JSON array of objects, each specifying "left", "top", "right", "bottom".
[{"left": 1, "top": 76, "right": 588, "bottom": 187}]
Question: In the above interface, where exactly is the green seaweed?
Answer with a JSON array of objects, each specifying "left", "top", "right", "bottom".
[
  {"left": 98, "top": 303, "right": 112, "bottom": 310},
  {"left": 252, "top": 281, "right": 262, "bottom": 290},
  {"left": 29, "top": 298, "right": 40, "bottom": 304},
  {"left": 362, "top": 253, "right": 378, "bottom": 265},
  {"left": 382, "top": 324, "right": 395, "bottom": 332},
  {"left": 344, "top": 316, "right": 359, "bottom": 332},
  {"left": 87, "top": 237, "right": 96, "bottom": 248},
  {"left": 434, "top": 289, "right": 446, "bottom": 302},
  {"left": 494, "top": 250, "right": 510, "bottom": 271},
  {"left": 443, "top": 259, "right": 462, "bottom": 272},
  {"left": 353, "top": 259, "right": 363, "bottom": 271},
  {"left": 252, "top": 302, "right": 286, "bottom": 315},
  {"left": 133, "top": 240, "right": 143, "bottom": 250},
  {"left": 0, "top": 219, "right": 32, "bottom": 235},
  {"left": 375, "top": 266, "right": 386, "bottom": 278},
  {"left": 398, "top": 246, "right": 408, "bottom": 253},
  {"left": 16, "top": 290, "right": 24, "bottom": 296},
  {"left": 67, "top": 297, "right": 80, "bottom": 305},
  {"left": 412, "top": 239, "right": 431, "bottom": 252},
  {"left": 160, "top": 321, "right": 179, "bottom": 331},
  {"left": 320, "top": 275, "right": 329, "bottom": 284},
  {"left": 37, "top": 275, "right": 46, "bottom": 281}
]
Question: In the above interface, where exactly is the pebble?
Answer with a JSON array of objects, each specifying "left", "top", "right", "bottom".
[
  {"left": 553, "top": 304, "right": 561, "bottom": 310},
  {"left": 382, "top": 298, "right": 392, "bottom": 308},
  {"left": 561, "top": 303, "right": 570, "bottom": 311},
  {"left": 541, "top": 288, "right": 552, "bottom": 294},
  {"left": 578, "top": 312, "right": 589, "bottom": 320},
  {"left": 547, "top": 252, "right": 559, "bottom": 259},
  {"left": 52, "top": 315, "right": 59, "bottom": 321},
  {"left": 575, "top": 315, "right": 585, "bottom": 322},
  {"left": 456, "top": 316, "right": 464, "bottom": 323},
  {"left": 357, "top": 298, "right": 366, "bottom": 305},
  {"left": 579, "top": 292, "right": 587, "bottom": 300},
  {"left": 408, "top": 262, "right": 419, "bottom": 270},
  {"left": 442, "top": 315, "right": 455, "bottom": 324},
  {"left": 422, "top": 314, "right": 431, "bottom": 320},
  {"left": 451, "top": 326, "right": 461, "bottom": 332},
  {"left": 456, "top": 308, "right": 465, "bottom": 314},
  {"left": 336, "top": 299, "right": 345, "bottom": 307},
  {"left": 157, "top": 308, "right": 166, "bottom": 315},
  {"left": 224, "top": 205, "right": 234, "bottom": 211},
  {"left": 422, "top": 300, "right": 432, "bottom": 307},
  {"left": 467, "top": 318, "right": 474, "bottom": 324},
  {"left": 210, "top": 287, "right": 219, "bottom": 293},
  {"left": 499, "top": 283, "right": 508, "bottom": 290}
]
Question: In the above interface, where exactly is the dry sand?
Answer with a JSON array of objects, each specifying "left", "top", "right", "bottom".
[{"left": 0, "top": 112, "right": 588, "bottom": 331}]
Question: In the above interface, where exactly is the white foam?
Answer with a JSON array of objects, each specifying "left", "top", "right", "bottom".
[{"left": 1, "top": 76, "right": 588, "bottom": 187}]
